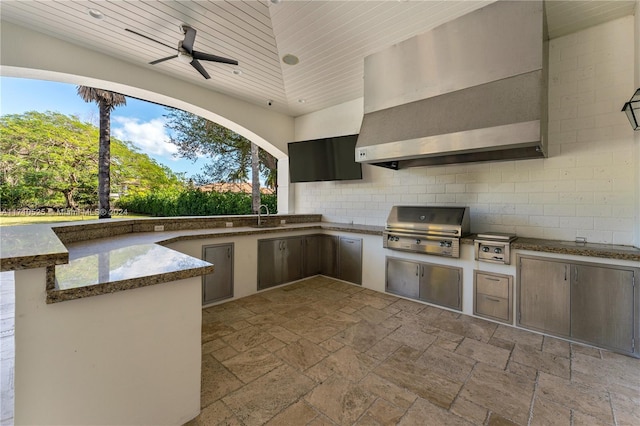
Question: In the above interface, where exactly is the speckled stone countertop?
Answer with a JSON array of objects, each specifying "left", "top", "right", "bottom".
[
  {"left": 511, "top": 237, "right": 640, "bottom": 261},
  {"left": 49, "top": 243, "right": 214, "bottom": 303},
  {"left": 3, "top": 216, "right": 638, "bottom": 304},
  {"left": 461, "top": 235, "right": 640, "bottom": 261},
  {"left": 0, "top": 224, "right": 69, "bottom": 271}
]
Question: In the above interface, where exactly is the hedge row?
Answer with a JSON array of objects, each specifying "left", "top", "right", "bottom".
[{"left": 118, "top": 189, "right": 277, "bottom": 217}]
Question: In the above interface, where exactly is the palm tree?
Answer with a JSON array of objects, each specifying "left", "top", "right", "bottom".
[{"left": 77, "top": 86, "right": 126, "bottom": 219}]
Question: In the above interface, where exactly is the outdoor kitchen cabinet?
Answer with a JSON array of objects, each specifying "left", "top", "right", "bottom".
[
  {"left": 386, "top": 257, "right": 420, "bottom": 299},
  {"left": 385, "top": 257, "right": 462, "bottom": 310},
  {"left": 202, "top": 243, "right": 234, "bottom": 304},
  {"left": 304, "top": 235, "right": 321, "bottom": 276},
  {"left": 517, "top": 255, "right": 638, "bottom": 355},
  {"left": 338, "top": 237, "right": 362, "bottom": 285},
  {"left": 571, "top": 263, "right": 635, "bottom": 353},
  {"left": 418, "top": 262, "right": 462, "bottom": 310},
  {"left": 518, "top": 256, "right": 571, "bottom": 336},
  {"left": 257, "top": 237, "right": 304, "bottom": 290},
  {"left": 320, "top": 235, "right": 338, "bottom": 278}
]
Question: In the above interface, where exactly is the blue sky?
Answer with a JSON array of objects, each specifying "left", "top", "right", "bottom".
[{"left": 0, "top": 76, "right": 204, "bottom": 178}]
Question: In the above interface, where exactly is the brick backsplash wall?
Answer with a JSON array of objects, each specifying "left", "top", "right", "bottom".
[{"left": 294, "top": 16, "right": 637, "bottom": 246}]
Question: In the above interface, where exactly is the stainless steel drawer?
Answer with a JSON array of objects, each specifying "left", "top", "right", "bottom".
[
  {"left": 474, "top": 270, "right": 513, "bottom": 324},
  {"left": 476, "top": 273, "right": 510, "bottom": 299},
  {"left": 475, "top": 293, "right": 509, "bottom": 321}
]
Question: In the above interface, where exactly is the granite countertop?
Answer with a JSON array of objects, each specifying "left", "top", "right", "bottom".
[
  {"left": 462, "top": 235, "right": 640, "bottom": 261},
  {"left": 2, "top": 217, "right": 638, "bottom": 305},
  {"left": 511, "top": 237, "right": 640, "bottom": 261},
  {"left": 0, "top": 218, "right": 383, "bottom": 304},
  {"left": 49, "top": 244, "right": 214, "bottom": 303},
  {"left": 0, "top": 224, "right": 69, "bottom": 271}
]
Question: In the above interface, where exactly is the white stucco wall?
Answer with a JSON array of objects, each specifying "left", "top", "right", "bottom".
[
  {"left": 293, "top": 16, "right": 639, "bottom": 247},
  {"left": 14, "top": 268, "right": 202, "bottom": 425}
]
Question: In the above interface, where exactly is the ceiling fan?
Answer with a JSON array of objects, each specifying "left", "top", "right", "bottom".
[{"left": 125, "top": 25, "right": 238, "bottom": 80}]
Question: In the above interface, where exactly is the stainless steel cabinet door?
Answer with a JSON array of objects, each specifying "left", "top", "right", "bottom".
[
  {"left": 257, "top": 239, "right": 284, "bottom": 290},
  {"left": 283, "top": 237, "right": 304, "bottom": 283},
  {"left": 571, "top": 264, "right": 635, "bottom": 353},
  {"left": 386, "top": 258, "right": 419, "bottom": 299},
  {"left": 518, "top": 257, "right": 570, "bottom": 337},
  {"left": 419, "top": 263, "right": 462, "bottom": 310},
  {"left": 338, "top": 237, "right": 362, "bottom": 285},
  {"left": 320, "top": 235, "right": 338, "bottom": 278},
  {"left": 304, "top": 235, "right": 321, "bottom": 276},
  {"left": 202, "top": 244, "right": 233, "bottom": 304}
]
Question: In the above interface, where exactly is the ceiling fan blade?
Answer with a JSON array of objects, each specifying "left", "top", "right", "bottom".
[
  {"left": 181, "top": 25, "right": 197, "bottom": 53},
  {"left": 125, "top": 28, "right": 175, "bottom": 51},
  {"left": 190, "top": 59, "right": 211, "bottom": 79},
  {"left": 192, "top": 51, "right": 238, "bottom": 66},
  {"left": 149, "top": 55, "right": 177, "bottom": 65}
]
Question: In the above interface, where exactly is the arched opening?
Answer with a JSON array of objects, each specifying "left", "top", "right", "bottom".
[{"left": 1, "top": 68, "right": 291, "bottom": 214}]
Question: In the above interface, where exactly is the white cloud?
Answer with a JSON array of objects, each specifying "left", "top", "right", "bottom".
[{"left": 112, "top": 116, "right": 179, "bottom": 159}]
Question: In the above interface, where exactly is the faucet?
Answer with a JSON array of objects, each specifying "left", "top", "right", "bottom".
[{"left": 257, "top": 204, "right": 269, "bottom": 226}]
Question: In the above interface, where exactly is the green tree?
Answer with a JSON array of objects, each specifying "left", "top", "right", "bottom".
[
  {"left": 164, "top": 108, "right": 277, "bottom": 213},
  {"left": 1, "top": 112, "right": 98, "bottom": 208},
  {"left": 77, "top": 86, "right": 127, "bottom": 219},
  {"left": 0, "top": 112, "right": 184, "bottom": 209}
]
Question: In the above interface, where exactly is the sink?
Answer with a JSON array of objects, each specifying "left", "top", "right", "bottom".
[{"left": 250, "top": 224, "right": 281, "bottom": 229}]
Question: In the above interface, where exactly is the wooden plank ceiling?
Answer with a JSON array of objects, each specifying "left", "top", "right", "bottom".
[{"left": 0, "top": 1, "right": 635, "bottom": 117}]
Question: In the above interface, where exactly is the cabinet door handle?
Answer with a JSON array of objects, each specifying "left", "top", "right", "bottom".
[
  {"left": 416, "top": 265, "right": 419, "bottom": 276},
  {"left": 564, "top": 265, "right": 567, "bottom": 281},
  {"left": 421, "top": 266, "right": 424, "bottom": 277},
  {"left": 485, "top": 277, "right": 500, "bottom": 282},
  {"left": 227, "top": 247, "right": 231, "bottom": 258},
  {"left": 484, "top": 295, "right": 501, "bottom": 302}
]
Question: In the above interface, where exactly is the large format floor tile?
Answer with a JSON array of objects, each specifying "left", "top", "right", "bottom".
[
  {"left": 2, "top": 273, "right": 638, "bottom": 426},
  {"left": 187, "top": 276, "right": 640, "bottom": 425}
]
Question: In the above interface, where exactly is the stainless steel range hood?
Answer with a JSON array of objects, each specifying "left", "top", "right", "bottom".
[{"left": 356, "top": 1, "right": 548, "bottom": 169}]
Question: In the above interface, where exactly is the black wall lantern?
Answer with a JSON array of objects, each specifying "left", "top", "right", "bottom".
[{"left": 622, "top": 88, "right": 640, "bottom": 130}]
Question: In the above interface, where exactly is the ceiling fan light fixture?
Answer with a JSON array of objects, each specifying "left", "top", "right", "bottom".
[
  {"left": 297, "top": 99, "right": 306, "bottom": 104},
  {"left": 282, "top": 54, "right": 299, "bottom": 66},
  {"left": 87, "top": 9, "right": 104, "bottom": 20},
  {"left": 177, "top": 51, "right": 193, "bottom": 64}
]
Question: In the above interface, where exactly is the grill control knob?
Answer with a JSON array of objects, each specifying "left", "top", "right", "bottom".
[
  {"left": 439, "top": 241, "right": 446, "bottom": 247},
  {"left": 494, "top": 248, "right": 502, "bottom": 254},
  {"left": 482, "top": 247, "right": 490, "bottom": 252},
  {"left": 415, "top": 239, "right": 421, "bottom": 245},
  {"left": 445, "top": 241, "right": 452, "bottom": 248}
]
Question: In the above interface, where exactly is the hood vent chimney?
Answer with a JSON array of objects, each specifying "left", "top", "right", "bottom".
[{"left": 356, "top": 0, "right": 548, "bottom": 169}]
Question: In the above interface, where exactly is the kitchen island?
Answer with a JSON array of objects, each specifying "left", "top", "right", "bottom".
[{"left": 2, "top": 225, "right": 213, "bottom": 425}]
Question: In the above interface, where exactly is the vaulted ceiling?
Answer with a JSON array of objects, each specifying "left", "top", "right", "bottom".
[{"left": 0, "top": 1, "right": 635, "bottom": 117}]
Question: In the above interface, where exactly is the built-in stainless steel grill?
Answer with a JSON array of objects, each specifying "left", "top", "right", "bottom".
[{"left": 383, "top": 206, "right": 470, "bottom": 258}]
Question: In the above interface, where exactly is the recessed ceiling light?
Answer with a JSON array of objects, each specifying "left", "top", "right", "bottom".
[
  {"left": 297, "top": 99, "right": 306, "bottom": 104},
  {"left": 87, "top": 9, "right": 104, "bottom": 20},
  {"left": 232, "top": 68, "right": 243, "bottom": 76},
  {"left": 270, "top": 0, "right": 282, "bottom": 4},
  {"left": 282, "top": 54, "right": 299, "bottom": 66}
]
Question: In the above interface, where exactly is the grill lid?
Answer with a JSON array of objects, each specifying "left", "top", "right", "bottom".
[{"left": 386, "top": 206, "right": 470, "bottom": 236}]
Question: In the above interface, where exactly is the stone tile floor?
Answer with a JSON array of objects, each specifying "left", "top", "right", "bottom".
[
  {"left": 188, "top": 276, "right": 639, "bottom": 426},
  {"left": 1, "top": 273, "right": 638, "bottom": 425}
]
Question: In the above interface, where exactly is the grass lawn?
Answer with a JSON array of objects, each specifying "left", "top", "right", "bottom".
[{"left": 0, "top": 213, "right": 149, "bottom": 226}]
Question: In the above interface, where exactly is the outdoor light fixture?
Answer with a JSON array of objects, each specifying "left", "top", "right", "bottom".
[{"left": 622, "top": 88, "right": 640, "bottom": 130}]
